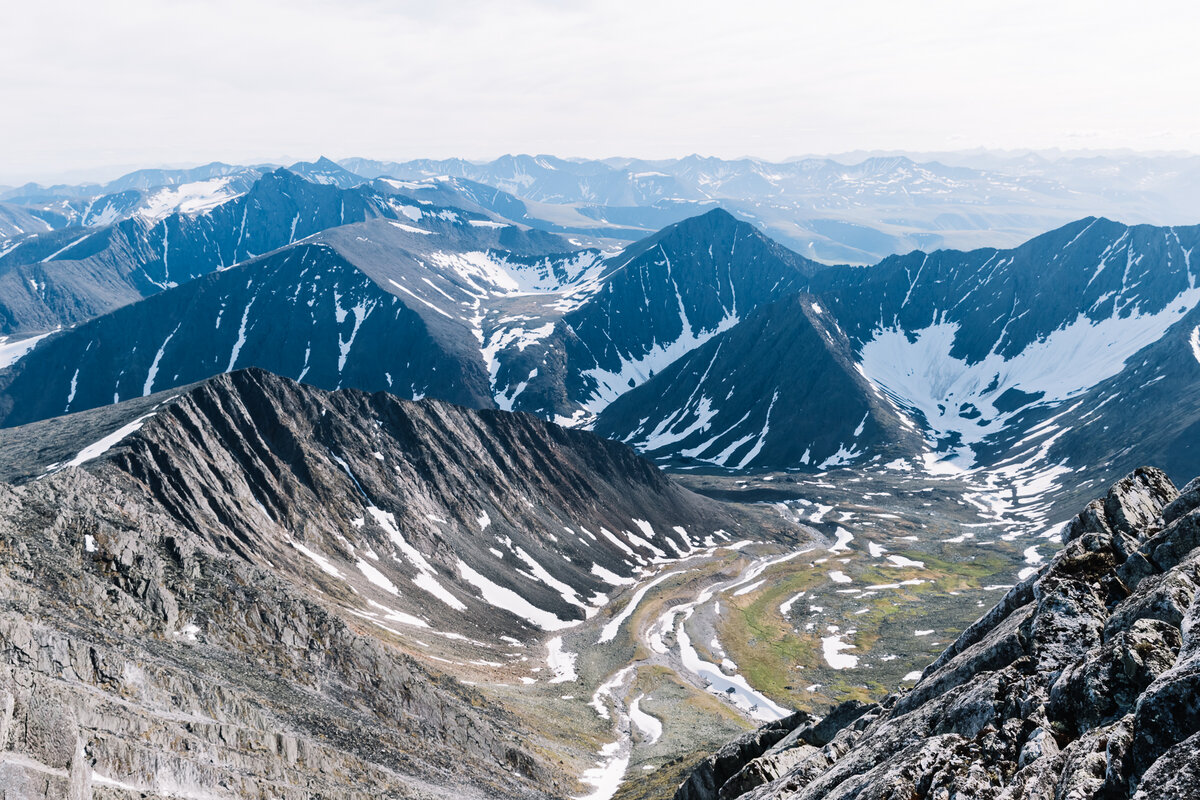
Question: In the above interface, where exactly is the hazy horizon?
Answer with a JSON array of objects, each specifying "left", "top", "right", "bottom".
[
  {"left": 6, "top": 145, "right": 1200, "bottom": 189},
  {"left": 4, "top": 0, "right": 1199, "bottom": 185}
]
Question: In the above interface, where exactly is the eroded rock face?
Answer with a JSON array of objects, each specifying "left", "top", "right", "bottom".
[
  {"left": 0, "top": 469, "right": 560, "bottom": 799},
  {"left": 677, "top": 467, "right": 1200, "bottom": 800},
  {"left": 0, "top": 369, "right": 738, "bottom": 798}
]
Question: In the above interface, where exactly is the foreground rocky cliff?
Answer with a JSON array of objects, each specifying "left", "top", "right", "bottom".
[
  {"left": 0, "top": 369, "right": 736, "bottom": 798},
  {"left": 0, "top": 468, "right": 554, "bottom": 799},
  {"left": 675, "top": 467, "right": 1200, "bottom": 800}
]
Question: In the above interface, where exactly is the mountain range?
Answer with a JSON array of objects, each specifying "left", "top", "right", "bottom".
[
  {"left": 0, "top": 367, "right": 743, "bottom": 797},
  {"left": 0, "top": 151, "right": 1198, "bottom": 798},
  {"left": 1, "top": 166, "right": 1197, "bottom": 514},
  {"left": 9, "top": 151, "right": 1200, "bottom": 264}
]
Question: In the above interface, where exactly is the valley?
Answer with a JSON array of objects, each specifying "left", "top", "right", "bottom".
[
  {"left": 0, "top": 366, "right": 1103, "bottom": 800},
  {"left": 6, "top": 1, "right": 1199, "bottom": 795},
  {"left": 0, "top": 155, "right": 1197, "bottom": 799},
  {"left": 426, "top": 459, "right": 1090, "bottom": 800}
]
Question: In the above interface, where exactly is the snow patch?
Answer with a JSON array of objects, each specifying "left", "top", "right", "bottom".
[
  {"left": 628, "top": 695, "right": 663, "bottom": 744},
  {"left": 546, "top": 636, "right": 578, "bottom": 683},
  {"left": 821, "top": 634, "right": 859, "bottom": 669},
  {"left": 357, "top": 559, "right": 399, "bottom": 595},
  {"left": 64, "top": 414, "right": 156, "bottom": 467},
  {"left": 598, "top": 571, "right": 682, "bottom": 643},
  {"left": 457, "top": 559, "right": 574, "bottom": 631}
]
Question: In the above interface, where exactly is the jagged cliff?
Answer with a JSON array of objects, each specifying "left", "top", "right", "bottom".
[{"left": 675, "top": 467, "right": 1200, "bottom": 800}]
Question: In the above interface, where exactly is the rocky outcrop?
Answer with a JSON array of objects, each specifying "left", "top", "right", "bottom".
[
  {"left": 674, "top": 711, "right": 812, "bottom": 800},
  {"left": 676, "top": 467, "right": 1200, "bottom": 800},
  {"left": 0, "top": 468, "right": 559, "bottom": 799}
]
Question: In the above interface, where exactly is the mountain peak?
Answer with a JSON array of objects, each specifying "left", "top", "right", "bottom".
[{"left": 653, "top": 207, "right": 758, "bottom": 247}]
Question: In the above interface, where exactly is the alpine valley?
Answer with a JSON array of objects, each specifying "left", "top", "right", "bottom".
[{"left": 0, "top": 155, "right": 1198, "bottom": 800}]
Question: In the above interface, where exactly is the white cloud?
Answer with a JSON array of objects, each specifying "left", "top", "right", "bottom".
[{"left": 2, "top": 0, "right": 1199, "bottom": 182}]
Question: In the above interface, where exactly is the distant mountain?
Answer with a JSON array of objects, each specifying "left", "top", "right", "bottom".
[
  {"left": 370, "top": 173, "right": 705, "bottom": 244},
  {"left": 591, "top": 216, "right": 1200, "bottom": 488},
  {"left": 0, "top": 168, "right": 552, "bottom": 336},
  {"left": 285, "top": 156, "right": 369, "bottom": 188},
  {"left": 3, "top": 199, "right": 1199, "bottom": 495},
  {"left": 337, "top": 152, "right": 1200, "bottom": 263},
  {"left": 0, "top": 215, "right": 582, "bottom": 426},
  {"left": 0, "top": 203, "right": 55, "bottom": 237},
  {"left": 0, "top": 208, "right": 826, "bottom": 434},
  {"left": 344, "top": 153, "right": 695, "bottom": 207},
  {"left": 491, "top": 208, "right": 821, "bottom": 423},
  {"left": 811, "top": 218, "right": 1200, "bottom": 467},
  {"left": 10, "top": 151, "right": 1200, "bottom": 265},
  {"left": 1, "top": 162, "right": 267, "bottom": 228}
]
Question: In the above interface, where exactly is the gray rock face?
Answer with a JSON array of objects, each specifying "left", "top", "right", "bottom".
[
  {"left": 676, "top": 466, "right": 1200, "bottom": 800},
  {"left": 94, "top": 368, "right": 734, "bottom": 637},
  {"left": 674, "top": 712, "right": 811, "bottom": 800},
  {"left": 0, "top": 468, "right": 554, "bottom": 799},
  {"left": 0, "top": 368, "right": 735, "bottom": 798}
]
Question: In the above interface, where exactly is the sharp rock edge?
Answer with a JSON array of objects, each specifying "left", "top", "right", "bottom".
[{"left": 675, "top": 466, "right": 1200, "bottom": 800}]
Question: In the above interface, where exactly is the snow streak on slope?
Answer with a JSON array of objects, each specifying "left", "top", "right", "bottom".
[
  {"left": 64, "top": 414, "right": 157, "bottom": 467},
  {"left": 456, "top": 559, "right": 575, "bottom": 631},
  {"left": 859, "top": 284, "right": 1200, "bottom": 462},
  {"left": 0, "top": 331, "right": 56, "bottom": 369},
  {"left": 581, "top": 307, "right": 739, "bottom": 414},
  {"left": 428, "top": 249, "right": 604, "bottom": 297}
]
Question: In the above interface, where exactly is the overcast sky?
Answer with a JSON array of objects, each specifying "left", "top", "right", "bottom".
[{"left": 3, "top": 0, "right": 1199, "bottom": 183}]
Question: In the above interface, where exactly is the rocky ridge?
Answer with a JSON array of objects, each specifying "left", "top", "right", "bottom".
[
  {"left": 0, "top": 368, "right": 738, "bottom": 798},
  {"left": 674, "top": 466, "right": 1200, "bottom": 800}
]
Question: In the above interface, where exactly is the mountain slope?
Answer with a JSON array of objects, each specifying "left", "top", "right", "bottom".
[
  {"left": 0, "top": 211, "right": 587, "bottom": 426},
  {"left": 0, "top": 208, "right": 822, "bottom": 434},
  {"left": 821, "top": 218, "right": 1200, "bottom": 465},
  {"left": 594, "top": 293, "right": 924, "bottom": 470},
  {"left": 0, "top": 162, "right": 267, "bottom": 230},
  {"left": 82, "top": 368, "right": 735, "bottom": 636},
  {"left": 491, "top": 208, "right": 824, "bottom": 421},
  {"left": 1019, "top": 301, "right": 1200, "bottom": 499},
  {"left": 677, "top": 467, "right": 1200, "bottom": 799},
  {"left": 0, "top": 466, "right": 564, "bottom": 799},
  {"left": 589, "top": 217, "right": 1200, "bottom": 488},
  {"left": 7, "top": 207, "right": 1200, "bottom": 501},
  {"left": 0, "top": 367, "right": 737, "bottom": 797},
  {"left": 0, "top": 203, "right": 56, "bottom": 237}
]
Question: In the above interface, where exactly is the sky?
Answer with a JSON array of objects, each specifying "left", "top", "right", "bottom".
[{"left": 3, "top": 0, "right": 1199, "bottom": 184}]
